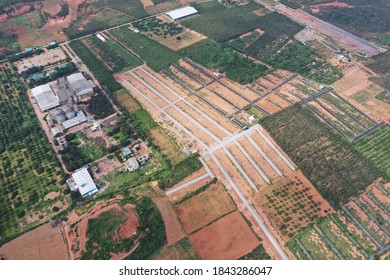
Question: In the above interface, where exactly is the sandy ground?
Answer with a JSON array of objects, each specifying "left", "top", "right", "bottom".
[
  {"left": 42, "top": 0, "right": 62, "bottom": 16},
  {"left": 175, "top": 182, "right": 236, "bottom": 234},
  {"left": 189, "top": 211, "right": 260, "bottom": 260},
  {"left": 0, "top": 223, "right": 69, "bottom": 260},
  {"left": 14, "top": 48, "right": 67, "bottom": 73}
]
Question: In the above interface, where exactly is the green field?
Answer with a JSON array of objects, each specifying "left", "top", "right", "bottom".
[
  {"left": 85, "top": 36, "right": 142, "bottom": 73},
  {"left": 153, "top": 237, "right": 199, "bottom": 260},
  {"left": 239, "top": 245, "right": 271, "bottom": 260},
  {"left": 69, "top": 40, "right": 122, "bottom": 92},
  {"left": 8, "top": 10, "right": 44, "bottom": 32},
  {"left": 0, "top": 63, "right": 65, "bottom": 239},
  {"left": 266, "top": 42, "right": 343, "bottom": 85},
  {"left": 181, "top": 1, "right": 264, "bottom": 42},
  {"left": 261, "top": 105, "right": 384, "bottom": 209},
  {"left": 353, "top": 125, "right": 390, "bottom": 178},
  {"left": 109, "top": 26, "right": 181, "bottom": 72},
  {"left": 180, "top": 39, "right": 269, "bottom": 84}
]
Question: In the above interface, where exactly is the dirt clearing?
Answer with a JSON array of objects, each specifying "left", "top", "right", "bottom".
[
  {"left": 189, "top": 211, "right": 260, "bottom": 260},
  {"left": 175, "top": 182, "right": 236, "bottom": 234},
  {"left": 0, "top": 223, "right": 69, "bottom": 260}
]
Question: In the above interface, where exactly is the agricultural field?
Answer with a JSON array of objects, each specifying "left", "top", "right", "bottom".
[
  {"left": 82, "top": 35, "right": 142, "bottom": 73},
  {"left": 0, "top": 223, "right": 69, "bottom": 260},
  {"left": 108, "top": 26, "right": 181, "bottom": 72},
  {"left": 175, "top": 182, "right": 236, "bottom": 234},
  {"left": 255, "top": 171, "right": 334, "bottom": 240},
  {"left": 262, "top": 105, "right": 384, "bottom": 209},
  {"left": 353, "top": 125, "right": 390, "bottom": 178},
  {"left": 243, "top": 12, "right": 304, "bottom": 62},
  {"left": 265, "top": 41, "right": 343, "bottom": 85},
  {"left": 8, "top": 9, "right": 44, "bottom": 33},
  {"left": 0, "top": 62, "right": 66, "bottom": 239},
  {"left": 181, "top": 1, "right": 264, "bottom": 42},
  {"left": 287, "top": 180, "right": 390, "bottom": 260},
  {"left": 180, "top": 39, "right": 269, "bottom": 84}
]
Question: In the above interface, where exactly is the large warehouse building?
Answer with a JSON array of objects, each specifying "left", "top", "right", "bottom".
[
  {"left": 166, "top": 6, "right": 198, "bottom": 22},
  {"left": 67, "top": 73, "right": 94, "bottom": 97},
  {"left": 68, "top": 167, "right": 98, "bottom": 198},
  {"left": 31, "top": 84, "right": 60, "bottom": 112}
]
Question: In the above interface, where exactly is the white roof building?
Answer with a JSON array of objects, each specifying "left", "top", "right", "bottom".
[
  {"left": 67, "top": 73, "right": 94, "bottom": 96},
  {"left": 70, "top": 167, "right": 98, "bottom": 197},
  {"left": 51, "top": 126, "right": 63, "bottom": 136},
  {"left": 166, "top": 6, "right": 198, "bottom": 21},
  {"left": 62, "top": 111, "right": 87, "bottom": 129},
  {"left": 31, "top": 84, "right": 60, "bottom": 111},
  {"left": 125, "top": 157, "right": 139, "bottom": 172}
]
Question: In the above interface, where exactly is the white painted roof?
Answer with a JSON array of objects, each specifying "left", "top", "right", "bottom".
[
  {"left": 31, "top": 84, "right": 60, "bottom": 111},
  {"left": 166, "top": 6, "right": 198, "bottom": 21},
  {"left": 67, "top": 73, "right": 93, "bottom": 96},
  {"left": 72, "top": 167, "right": 98, "bottom": 197}
]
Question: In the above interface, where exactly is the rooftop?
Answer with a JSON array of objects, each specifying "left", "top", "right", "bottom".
[
  {"left": 67, "top": 73, "right": 94, "bottom": 96},
  {"left": 71, "top": 167, "right": 98, "bottom": 197},
  {"left": 31, "top": 84, "right": 60, "bottom": 111},
  {"left": 166, "top": 6, "right": 198, "bottom": 21}
]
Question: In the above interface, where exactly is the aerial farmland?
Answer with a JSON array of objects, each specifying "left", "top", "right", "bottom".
[{"left": 0, "top": 0, "right": 389, "bottom": 264}]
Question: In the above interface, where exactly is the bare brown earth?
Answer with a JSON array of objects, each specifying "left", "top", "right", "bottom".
[
  {"left": 175, "top": 182, "right": 236, "bottom": 234},
  {"left": 0, "top": 223, "right": 69, "bottom": 260},
  {"left": 42, "top": 0, "right": 62, "bottom": 16},
  {"left": 189, "top": 211, "right": 260, "bottom": 260}
]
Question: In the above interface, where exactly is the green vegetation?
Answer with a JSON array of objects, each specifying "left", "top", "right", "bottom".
[
  {"left": 0, "top": 63, "right": 64, "bottom": 238},
  {"left": 266, "top": 42, "right": 343, "bottom": 84},
  {"left": 133, "top": 17, "right": 183, "bottom": 37},
  {"left": 246, "top": 106, "right": 266, "bottom": 121},
  {"left": 87, "top": 90, "right": 115, "bottom": 119},
  {"left": 127, "top": 197, "right": 166, "bottom": 259},
  {"left": 279, "top": 0, "right": 301, "bottom": 9},
  {"left": 81, "top": 208, "right": 135, "bottom": 260},
  {"left": 64, "top": 1, "right": 134, "bottom": 39},
  {"left": 69, "top": 40, "right": 122, "bottom": 92},
  {"left": 367, "top": 52, "right": 390, "bottom": 75},
  {"left": 180, "top": 39, "right": 269, "bottom": 84},
  {"left": 353, "top": 125, "right": 390, "bottom": 178},
  {"left": 0, "top": 31, "right": 19, "bottom": 60},
  {"left": 85, "top": 36, "right": 142, "bottom": 73},
  {"left": 182, "top": 1, "right": 264, "bottom": 42},
  {"left": 109, "top": 26, "right": 181, "bottom": 71},
  {"left": 262, "top": 105, "right": 384, "bottom": 209},
  {"left": 8, "top": 10, "right": 44, "bottom": 32},
  {"left": 28, "top": 62, "right": 77, "bottom": 87},
  {"left": 239, "top": 244, "right": 271, "bottom": 260},
  {"left": 244, "top": 12, "right": 304, "bottom": 61},
  {"left": 375, "top": 91, "right": 390, "bottom": 104},
  {"left": 227, "top": 30, "right": 262, "bottom": 53},
  {"left": 158, "top": 154, "right": 203, "bottom": 190}
]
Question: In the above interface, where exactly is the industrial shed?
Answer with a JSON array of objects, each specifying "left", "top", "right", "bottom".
[
  {"left": 31, "top": 84, "right": 60, "bottom": 111},
  {"left": 68, "top": 167, "right": 98, "bottom": 198},
  {"left": 67, "top": 73, "right": 94, "bottom": 97},
  {"left": 166, "top": 6, "right": 198, "bottom": 22}
]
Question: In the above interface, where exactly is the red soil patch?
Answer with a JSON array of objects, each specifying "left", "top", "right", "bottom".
[
  {"left": 189, "top": 211, "right": 260, "bottom": 260},
  {"left": 0, "top": 223, "right": 69, "bottom": 260},
  {"left": 118, "top": 212, "right": 138, "bottom": 239},
  {"left": 176, "top": 182, "right": 236, "bottom": 234}
]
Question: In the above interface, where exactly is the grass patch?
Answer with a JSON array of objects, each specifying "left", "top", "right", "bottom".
[
  {"left": 239, "top": 244, "right": 271, "bottom": 260},
  {"left": 109, "top": 26, "right": 181, "bottom": 72}
]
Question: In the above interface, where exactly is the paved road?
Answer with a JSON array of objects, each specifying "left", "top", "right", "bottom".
[
  {"left": 210, "top": 153, "right": 289, "bottom": 260},
  {"left": 166, "top": 173, "right": 211, "bottom": 196}
]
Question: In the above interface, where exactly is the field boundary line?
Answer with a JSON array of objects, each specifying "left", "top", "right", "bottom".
[{"left": 165, "top": 173, "right": 211, "bottom": 196}]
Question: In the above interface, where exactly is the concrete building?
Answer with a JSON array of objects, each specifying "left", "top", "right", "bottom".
[
  {"left": 68, "top": 167, "right": 98, "bottom": 198},
  {"left": 67, "top": 73, "right": 94, "bottom": 97},
  {"left": 125, "top": 157, "right": 139, "bottom": 172},
  {"left": 166, "top": 6, "right": 198, "bottom": 22},
  {"left": 31, "top": 84, "right": 60, "bottom": 111}
]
